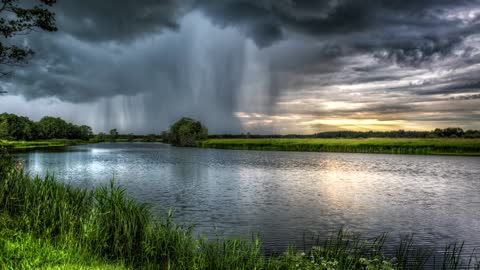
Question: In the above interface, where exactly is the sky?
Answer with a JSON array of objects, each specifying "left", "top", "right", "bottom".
[{"left": 1, "top": 0, "right": 480, "bottom": 134}]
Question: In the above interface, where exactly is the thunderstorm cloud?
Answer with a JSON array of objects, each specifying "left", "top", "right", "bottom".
[{"left": 1, "top": 0, "right": 479, "bottom": 133}]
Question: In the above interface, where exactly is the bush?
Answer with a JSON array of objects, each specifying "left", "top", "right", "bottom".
[{"left": 166, "top": 118, "right": 208, "bottom": 147}]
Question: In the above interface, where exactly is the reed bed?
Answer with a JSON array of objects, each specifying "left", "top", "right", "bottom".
[
  {"left": 0, "top": 150, "right": 479, "bottom": 269},
  {"left": 199, "top": 138, "right": 480, "bottom": 156}
]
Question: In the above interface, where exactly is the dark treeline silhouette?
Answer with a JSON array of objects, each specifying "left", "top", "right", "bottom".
[
  {"left": 0, "top": 113, "right": 93, "bottom": 141},
  {"left": 210, "top": 128, "right": 480, "bottom": 139},
  {"left": 3, "top": 112, "right": 479, "bottom": 142},
  {"left": 93, "top": 131, "right": 162, "bottom": 142}
]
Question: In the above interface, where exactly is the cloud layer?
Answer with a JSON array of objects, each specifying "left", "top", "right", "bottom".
[{"left": 1, "top": 0, "right": 479, "bottom": 133}]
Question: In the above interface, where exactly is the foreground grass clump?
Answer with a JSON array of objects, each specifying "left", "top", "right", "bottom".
[
  {"left": 199, "top": 138, "right": 480, "bottom": 156},
  {"left": 0, "top": 139, "right": 88, "bottom": 150},
  {"left": 0, "top": 150, "right": 479, "bottom": 269},
  {"left": 0, "top": 226, "right": 126, "bottom": 270}
]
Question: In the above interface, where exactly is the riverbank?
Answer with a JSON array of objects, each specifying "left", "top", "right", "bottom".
[
  {"left": 0, "top": 139, "right": 91, "bottom": 151},
  {"left": 199, "top": 138, "right": 480, "bottom": 156},
  {"left": 0, "top": 153, "right": 478, "bottom": 269}
]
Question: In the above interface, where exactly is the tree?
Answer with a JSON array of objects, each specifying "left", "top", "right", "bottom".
[
  {"left": 94, "top": 132, "right": 107, "bottom": 142},
  {"left": 0, "top": 112, "right": 37, "bottom": 140},
  {"left": 0, "top": 113, "right": 92, "bottom": 140},
  {"left": 78, "top": 125, "right": 93, "bottom": 140},
  {"left": 109, "top": 129, "right": 119, "bottom": 142},
  {"left": 433, "top": 127, "right": 464, "bottom": 138},
  {"left": 166, "top": 117, "right": 208, "bottom": 147},
  {"left": 0, "top": 0, "right": 57, "bottom": 76},
  {"left": 37, "top": 116, "right": 68, "bottom": 139}
]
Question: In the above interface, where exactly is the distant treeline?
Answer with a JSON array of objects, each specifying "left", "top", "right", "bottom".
[
  {"left": 93, "top": 130, "right": 162, "bottom": 143},
  {"left": 0, "top": 113, "right": 164, "bottom": 142},
  {"left": 210, "top": 128, "right": 480, "bottom": 139},
  {"left": 0, "top": 113, "right": 93, "bottom": 141}
]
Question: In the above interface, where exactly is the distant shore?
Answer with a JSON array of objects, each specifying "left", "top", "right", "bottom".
[
  {"left": 199, "top": 138, "right": 480, "bottom": 156},
  {"left": 0, "top": 139, "right": 91, "bottom": 151},
  {"left": 3, "top": 138, "right": 480, "bottom": 156}
]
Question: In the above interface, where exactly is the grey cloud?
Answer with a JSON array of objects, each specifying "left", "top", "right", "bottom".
[
  {"left": 196, "top": 0, "right": 478, "bottom": 59},
  {"left": 54, "top": 0, "right": 189, "bottom": 41},
  {"left": 413, "top": 81, "right": 480, "bottom": 96},
  {"left": 450, "top": 94, "right": 480, "bottom": 100}
]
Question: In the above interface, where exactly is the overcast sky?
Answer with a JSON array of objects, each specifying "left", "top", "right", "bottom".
[{"left": 1, "top": 0, "right": 479, "bottom": 134}]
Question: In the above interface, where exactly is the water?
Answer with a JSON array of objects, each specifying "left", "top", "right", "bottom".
[{"left": 17, "top": 143, "right": 480, "bottom": 255}]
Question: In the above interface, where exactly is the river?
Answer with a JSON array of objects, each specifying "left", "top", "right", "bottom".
[{"left": 17, "top": 142, "right": 480, "bottom": 258}]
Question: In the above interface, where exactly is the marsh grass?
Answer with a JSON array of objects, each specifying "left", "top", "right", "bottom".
[
  {"left": 200, "top": 138, "right": 480, "bottom": 156},
  {"left": 0, "top": 150, "right": 479, "bottom": 269},
  {"left": 0, "top": 139, "right": 88, "bottom": 151}
]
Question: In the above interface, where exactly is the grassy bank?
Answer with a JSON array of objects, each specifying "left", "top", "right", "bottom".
[
  {"left": 0, "top": 139, "right": 90, "bottom": 151},
  {"left": 0, "top": 153, "right": 479, "bottom": 269},
  {"left": 199, "top": 138, "right": 480, "bottom": 156},
  {"left": 0, "top": 228, "right": 126, "bottom": 269}
]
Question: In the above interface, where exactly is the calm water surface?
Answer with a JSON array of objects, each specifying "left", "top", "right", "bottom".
[{"left": 18, "top": 143, "right": 480, "bottom": 254}]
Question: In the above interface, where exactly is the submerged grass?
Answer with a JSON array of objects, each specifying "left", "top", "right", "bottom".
[
  {"left": 199, "top": 138, "right": 480, "bottom": 156},
  {"left": 0, "top": 150, "right": 479, "bottom": 269}
]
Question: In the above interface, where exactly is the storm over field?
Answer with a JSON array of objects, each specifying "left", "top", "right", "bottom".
[{"left": 1, "top": 0, "right": 479, "bottom": 134}]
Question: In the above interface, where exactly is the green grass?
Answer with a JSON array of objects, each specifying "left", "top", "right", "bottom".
[
  {"left": 199, "top": 138, "right": 480, "bottom": 156},
  {"left": 0, "top": 227, "right": 126, "bottom": 270},
  {"left": 0, "top": 151, "right": 479, "bottom": 269},
  {"left": 0, "top": 139, "right": 90, "bottom": 150}
]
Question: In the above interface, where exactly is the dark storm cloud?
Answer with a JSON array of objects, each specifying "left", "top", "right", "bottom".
[
  {"left": 412, "top": 80, "right": 480, "bottom": 96},
  {"left": 196, "top": 0, "right": 478, "bottom": 59},
  {"left": 54, "top": 0, "right": 188, "bottom": 41},
  {"left": 1, "top": 0, "right": 480, "bottom": 133}
]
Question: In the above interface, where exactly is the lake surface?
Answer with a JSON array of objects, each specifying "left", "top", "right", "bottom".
[{"left": 17, "top": 143, "right": 480, "bottom": 256}]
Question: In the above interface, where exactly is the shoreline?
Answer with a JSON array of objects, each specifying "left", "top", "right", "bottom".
[
  {"left": 4, "top": 139, "right": 480, "bottom": 156},
  {"left": 0, "top": 139, "right": 94, "bottom": 151},
  {"left": 199, "top": 138, "right": 480, "bottom": 156}
]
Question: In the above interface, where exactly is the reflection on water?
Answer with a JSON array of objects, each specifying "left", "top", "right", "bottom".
[{"left": 18, "top": 143, "right": 480, "bottom": 254}]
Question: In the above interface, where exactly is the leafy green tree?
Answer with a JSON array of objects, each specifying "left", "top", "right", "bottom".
[
  {"left": 78, "top": 125, "right": 93, "bottom": 140},
  {"left": 36, "top": 116, "right": 69, "bottom": 139},
  {"left": 0, "top": 0, "right": 57, "bottom": 76},
  {"left": 94, "top": 132, "right": 107, "bottom": 142},
  {"left": 109, "top": 129, "right": 119, "bottom": 142},
  {"left": 166, "top": 117, "right": 208, "bottom": 147},
  {"left": 433, "top": 127, "right": 464, "bottom": 138},
  {"left": 0, "top": 113, "right": 92, "bottom": 140},
  {"left": 0, "top": 113, "right": 37, "bottom": 140},
  {"left": 465, "top": 129, "right": 480, "bottom": 138}
]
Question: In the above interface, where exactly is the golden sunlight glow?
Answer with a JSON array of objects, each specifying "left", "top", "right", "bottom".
[{"left": 233, "top": 110, "right": 451, "bottom": 134}]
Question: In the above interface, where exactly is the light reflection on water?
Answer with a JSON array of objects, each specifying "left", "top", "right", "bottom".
[{"left": 17, "top": 143, "right": 480, "bottom": 255}]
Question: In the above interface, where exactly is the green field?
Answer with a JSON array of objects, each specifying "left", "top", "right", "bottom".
[
  {"left": 200, "top": 138, "right": 480, "bottom": 156},
  {"left": 0, "top": 139, "right": 90, "bottom": 150}
]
